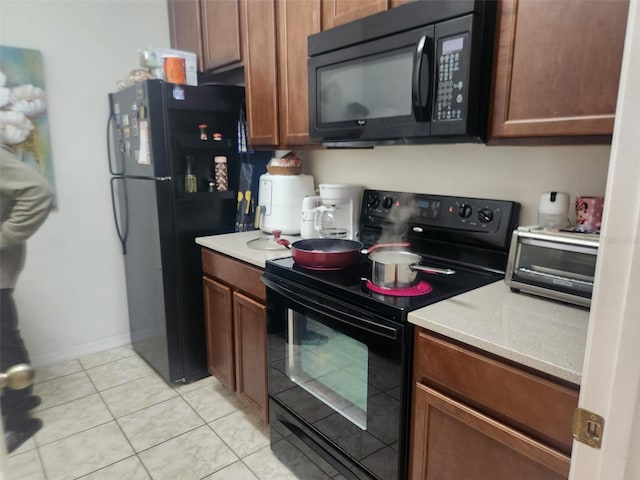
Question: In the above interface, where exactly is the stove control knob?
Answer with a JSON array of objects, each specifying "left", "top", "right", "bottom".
[
  {"left": 382, "top": 196, "right": 394, "bottom": 209},
  {"left": 478, "top": 208, "right": 494, "bottom": 223},
  {"left": 458, "top": 203, "right": 473, "bottom": 219},
  {"left": 368, "top": 196, "right": 380, "bottom": 209}
]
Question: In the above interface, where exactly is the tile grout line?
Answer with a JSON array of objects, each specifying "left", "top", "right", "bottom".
[
  {"left": 174, "top": 383, "right": 247, "bottom": 477},
  {"left": 21, "top": 348, "right": 274, "bottom": 480},
  {"left": 175, "top": 379, "right": 275, "bottom": 478},
  {"left": 86, "top": 359, "right": 241, "bottom": 478},
  {"left": 79, "top": 355, "right": 157, "bottom": 480},
  {"left": 32, "top": 429, "right": 48, "bottom": 480},
  {"left": 32, "top": 359, "right": 95, "bottom": 480},
  {"left": 32, "top": 351, "right": 152, "bottom": 480}
]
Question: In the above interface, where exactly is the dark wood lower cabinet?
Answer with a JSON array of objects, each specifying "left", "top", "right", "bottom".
[
  {"left": 201, "top": 248, "right": 268, "bottom": 422},
  {"left": 410, "top": 330, "right": 578, "bottom": 479},
  {"left": 411, "top": 383, "right": 569, "bottom": 480},
  {"left": 202, "top": 276, "right": 235, "bottom": 391},
  {"left": 232, "top": 291, "right": 267, "bottom": 416}
]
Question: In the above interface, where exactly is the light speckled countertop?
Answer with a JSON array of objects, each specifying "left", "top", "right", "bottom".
[
  {"left": 196, "top": 232, "right": 589, "bottom": 386},
  {"left": 195, "top": 230, "right": 292, "bottom": 268},
  {"left": 408, "top": 281, "right": 589, "bottom": 385}
]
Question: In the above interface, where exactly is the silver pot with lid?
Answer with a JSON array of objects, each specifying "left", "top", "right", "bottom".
[{"left": 368, "top": 249, "right": 455, "bottom": 289}]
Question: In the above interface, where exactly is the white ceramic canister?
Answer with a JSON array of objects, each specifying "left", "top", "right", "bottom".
[{"left": 538, "top": 192, "right": 570, "bottom": 228}]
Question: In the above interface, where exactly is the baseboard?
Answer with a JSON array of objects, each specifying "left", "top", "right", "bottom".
[{"left": 30, "top": 332, "right": 132, "bottom": 368}]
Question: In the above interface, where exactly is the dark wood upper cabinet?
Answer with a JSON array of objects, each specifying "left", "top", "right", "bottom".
[
  {"left": 242, "top": 0, "right": 280, "bottom": 147},
  {"left": 171, "top": 0, "right": 628, "bottom": 146},
  {"left": 167, "top": 0, "right": 204, "bottom": 71},
  {"left": 201, "top": 0, "right": 243, "bottom": 72},
  {"left": 321, "top": 0, "right": 388, "bottom": 29},
  {"left": 276, "top": 0, "right": 322, "bottom": 146},
  {"left": 168, "top": 0, "right": 243, "bottom": 74},
  {"left": 321, "top": 0, "right": 414, "bottom": 30},
  {"left": 242, "top": 0, "right": 321, "bottom": 148},
  {"left": 489, "top": 0, "right": 629, "bottom": 141}
]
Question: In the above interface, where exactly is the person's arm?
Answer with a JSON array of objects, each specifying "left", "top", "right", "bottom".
[{"left": 0, "top": 150, "right": 54, "bottom": 248}]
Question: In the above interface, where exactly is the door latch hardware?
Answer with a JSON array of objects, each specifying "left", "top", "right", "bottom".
[{"left": 572, "top": 407, "right": 605, "bottom": 448}]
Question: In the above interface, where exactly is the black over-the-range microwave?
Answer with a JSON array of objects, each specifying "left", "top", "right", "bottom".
[{"left": 307, "top": 0, "right": 497, "bottom": 147}]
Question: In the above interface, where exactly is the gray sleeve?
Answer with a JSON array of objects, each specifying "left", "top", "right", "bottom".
[{"left": 0, "top": 150, "right": 54, "bottom": 249}]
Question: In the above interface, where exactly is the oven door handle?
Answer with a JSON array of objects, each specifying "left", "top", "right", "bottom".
[{"left": 262, "top": 277, "right": 399, "bottom": 340}]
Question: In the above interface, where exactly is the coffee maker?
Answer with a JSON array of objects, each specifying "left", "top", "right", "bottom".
[{"left": 314, "top": 184, "right": 364, "bottom": 240}]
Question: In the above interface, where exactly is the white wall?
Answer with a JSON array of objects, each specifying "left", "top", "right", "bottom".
[
  {"left": 306, "top": 144, "right": 610, "bottom": 226},
  {"left": 0, "top": 0, "right": 612, "bottom": 368},
  {"left": 0, "top": 0, "right": 170, "bottom": 366}
]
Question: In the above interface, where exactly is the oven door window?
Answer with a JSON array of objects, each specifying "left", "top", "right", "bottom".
[
  {"left": 267, "top": 296, "right": 403, "bottom": 479},
  {"left": 288, "top": 311, "right": 368, "bottom": 429}
]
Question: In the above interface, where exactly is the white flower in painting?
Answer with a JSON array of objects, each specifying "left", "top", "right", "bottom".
[
  {"left": 0, "top": 71, "right": 6, "bottom": 87},
  {"left": 9, "top": 84, "right": 47, "bottom": 117},
  {"left": 0, "top": 87, "right": 10, "bottom": 108},
  {"left": 0, "top": 110, "right": 34, "bottom": 145}
]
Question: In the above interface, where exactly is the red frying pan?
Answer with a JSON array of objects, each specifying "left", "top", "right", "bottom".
[{"left": 277, "top": 235, "right": 409, "bottom": 270}]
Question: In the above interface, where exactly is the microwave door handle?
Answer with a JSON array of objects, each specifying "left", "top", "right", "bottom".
[{"left": 412, "top": 35, "right": 430, "bottom": 122}]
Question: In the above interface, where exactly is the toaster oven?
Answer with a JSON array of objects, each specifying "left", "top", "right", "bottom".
[{"left": 505, "top": 226, "right": 599, "bottom": 307}]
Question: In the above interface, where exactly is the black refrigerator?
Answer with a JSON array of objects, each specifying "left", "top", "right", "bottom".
[{"left": 108, "top": 80, "right": 244, "bottom": 383}]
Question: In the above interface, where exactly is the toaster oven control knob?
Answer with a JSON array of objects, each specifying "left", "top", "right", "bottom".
[
  {"left": 458, "top": 203, "right": 473, "bottom": 219},
  {"left": 382, "top": 196, "right": 394, "bottom": 210},
  {"left": 478, "top": 208, "right": 494, "bottom": 223}
]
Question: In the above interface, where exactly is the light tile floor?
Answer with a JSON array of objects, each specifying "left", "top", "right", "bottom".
[{"left": 5, "top": 344, "right": 300, "bottom": 480}]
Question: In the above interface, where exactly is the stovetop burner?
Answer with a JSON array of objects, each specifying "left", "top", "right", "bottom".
[{"left": 365, "top": 279, "right": 433, "bottom": 296}]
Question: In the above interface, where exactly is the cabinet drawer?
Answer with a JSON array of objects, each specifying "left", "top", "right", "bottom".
[
  {"left": 410, "top": 382, "right": 570, "bottom": 480},
  {"left": 414, "top": 330, "right": 579, "bottom": 454},
  {"left": 201, "top": 248, "right": 266, "bottom": 302}
]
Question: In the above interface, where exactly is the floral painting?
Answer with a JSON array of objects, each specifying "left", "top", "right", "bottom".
[{"left": 0, "top": 45, "right": 56, "bottom": 201}]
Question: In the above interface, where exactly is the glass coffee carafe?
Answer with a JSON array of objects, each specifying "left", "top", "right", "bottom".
[{"left": 313, "top": 204, "right": 351, "bottom": 238}]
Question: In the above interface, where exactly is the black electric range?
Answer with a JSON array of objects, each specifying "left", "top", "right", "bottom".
[
  {"left": 265, "top": 190, "right": 520, "bottom": 322},
  {"left": 262, "top": 190, "right": 520, "bottom": 480}
]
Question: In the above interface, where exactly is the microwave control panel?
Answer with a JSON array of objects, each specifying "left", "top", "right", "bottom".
[
  {"left": 430, "top": 11, "right": 480, "bottom": 137},
  {"left": 434, "top": 32, "right": 470, "bottom": 123}
]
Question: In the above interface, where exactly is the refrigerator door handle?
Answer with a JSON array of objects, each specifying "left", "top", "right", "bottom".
[
  {"left": 110, "top": 176, "right": 129, "bottom": 254},
  {"left": 121, "top": 174, "right": 172, "bottom": 182},
  {"left": 107, "top": 112, "right": 123, "bottom": 176}
]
